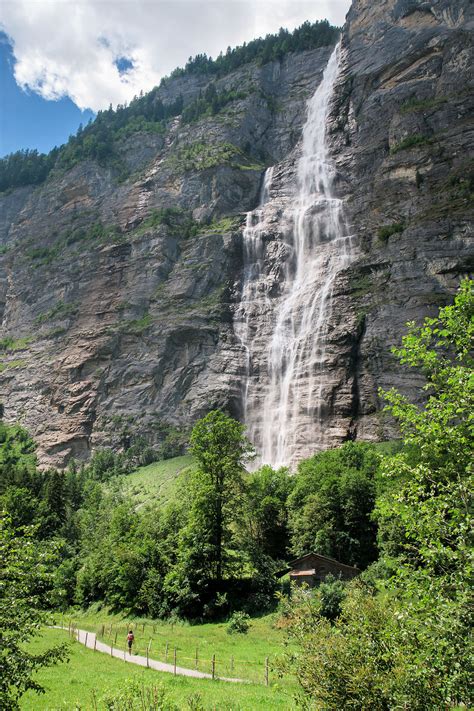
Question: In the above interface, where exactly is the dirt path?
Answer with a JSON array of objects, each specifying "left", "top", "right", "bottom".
[{"left": 55, "top": 627, "right": 244, "bottom": 683}]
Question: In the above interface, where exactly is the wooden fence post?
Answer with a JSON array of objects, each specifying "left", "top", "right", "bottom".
[
  {"left": 101, "top": 624, "right": 105, "bottom": 638},
  {"left": 85, "top": 632, "right": 88, "bottom": 647},
  {"left": 265, "top": 657, "right": 269, "bottom": 687},
  {"left": 114, "top": 630, "right": 118, "bottom": 645},
  {"left": 142, "top": 622, "right": 145, "bottom": 632},
  {"left": 195, "top": 647, "right": 198, "bottom": 670},
  {"left": 165, "top": 642, "right": 169, "bottom": 662},
  {"left": 173, "top": 648, "right": 177, "bottom": 676},
  {"left": 212, "top": 654, "right": 216, "bottom": 680},
  {"left": 94, "top": 636, "right": 97, "bottom": 652},
  {"left": 146, "top": 646, "right": 149, "bottom": 668}
]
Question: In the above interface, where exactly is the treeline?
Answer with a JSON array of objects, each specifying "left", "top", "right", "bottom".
[
  {"left": 0, "top": 20, "right": 338, "bottom": 193},
  {"left": 174, "top": 20, "right": 339, "bottom": 78},
  {"left": 0, "top": 149, "right": 59, "bottom": 193}
]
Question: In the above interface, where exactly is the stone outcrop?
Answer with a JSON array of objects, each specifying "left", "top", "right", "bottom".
[{"left": 0, "top": 0, "right": 472, "bottom": 467}]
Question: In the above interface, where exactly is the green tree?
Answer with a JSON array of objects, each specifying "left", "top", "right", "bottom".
[
  {"left": 0, "top": 516, "right": 68, "bottom": 709},
  {"left": 189, "top": 410, "right": 254, "bottom": 582},
  {"left": 288, "top": 442, "right": 379, "bottom": 568},
  {"left": 240, "top": 465, "right": 292, "bottom": 562}
]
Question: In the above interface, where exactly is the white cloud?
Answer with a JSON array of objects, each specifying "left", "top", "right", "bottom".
[{"left": 0, "top": 0, "right": 350, "bottom": 112}]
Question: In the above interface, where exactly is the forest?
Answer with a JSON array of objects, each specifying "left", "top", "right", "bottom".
[{"left": 1, "top": 280, "right": 472, "bottom": 709}]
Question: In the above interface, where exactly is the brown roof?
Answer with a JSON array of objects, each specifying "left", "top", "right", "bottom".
[{"left": 288, "top": 552, "right": 360, "bottom": 574}]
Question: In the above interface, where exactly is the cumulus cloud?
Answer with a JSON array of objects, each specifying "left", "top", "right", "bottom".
[{"left": 0, "top": 0, "right": 350, "bottom": 112}]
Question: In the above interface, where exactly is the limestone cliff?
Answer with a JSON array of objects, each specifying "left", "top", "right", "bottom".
[{"left": 0, "top": 0, "right": 472, "bottom": 467}]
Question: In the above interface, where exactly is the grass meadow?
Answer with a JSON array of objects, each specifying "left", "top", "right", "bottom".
[
  {"left": 22, "top": 627, "right": 298, "bottom": 710},
  {"left": 60, "top": 610, "right": 292, "bottom": 684}
]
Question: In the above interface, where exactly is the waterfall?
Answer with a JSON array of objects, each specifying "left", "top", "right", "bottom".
[
  {"left": 234, "top": 166, "right": 274, "bottom": 444},
  {"left": 260, "top": 42, "right": 353, "bottom": 468},
  {"left": 236, "top": 41, "right": 355, "bottom": 469}
]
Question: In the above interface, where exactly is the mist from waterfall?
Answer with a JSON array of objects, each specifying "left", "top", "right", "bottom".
[{"left": 237, "top": 41, "right": 355, "bottom": 469}]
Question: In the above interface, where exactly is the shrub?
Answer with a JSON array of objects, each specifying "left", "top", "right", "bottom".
[
  {"left": 226, "top": 611, "right": 251, "bottom": 634},
  {"left": 101, "top": 679, "right": 179, "bottom": 710},
  {"left": 378, "top": 222, "right": 404, "bottom": 242},
  {"left": 318, "top": 574, "right": 347, "bottom": 621}
]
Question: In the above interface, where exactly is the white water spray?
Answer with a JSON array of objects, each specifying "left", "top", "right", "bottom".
[{"left": 237, "top": 42, "right": 355, "bottom": 469}]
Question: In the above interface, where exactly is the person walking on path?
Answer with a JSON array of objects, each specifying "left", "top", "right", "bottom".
[{"left": 127, "top": 630, "right": 135, "bottom": 654}]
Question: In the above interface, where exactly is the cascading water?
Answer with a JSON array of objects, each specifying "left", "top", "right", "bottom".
[
  {"left": 234, "top": 166, "right": 274, "bottom": 442},
  {"left": 237, "top": 42, "right": 355, "bottom": 469}
]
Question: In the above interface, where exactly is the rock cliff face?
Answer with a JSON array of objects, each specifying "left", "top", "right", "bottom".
[
  {"left": 333, "top": 0, "right": 473, "bottom": 443},
  {"left": 0, "top": 0, "right": 472, "bottom": 467}
]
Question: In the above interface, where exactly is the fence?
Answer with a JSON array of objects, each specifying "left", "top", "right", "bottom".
[{"left": 65, "top": 619, "right": 274, "bottom": 686}]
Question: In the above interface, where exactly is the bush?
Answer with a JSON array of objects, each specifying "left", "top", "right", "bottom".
[
  {"left": 378, "top": 222, "right": 404, "bottom": 242},
  {"left": 101, "top": 679, "right": 179, "bottom": 710},
  {"left": 226, "top": 611, "right": 251, "bottom": 634},
  {"left": 318, "top": 574, "right": 346, "bottom": 621}
]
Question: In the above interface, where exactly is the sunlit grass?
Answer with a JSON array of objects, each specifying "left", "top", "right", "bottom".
[
  {"left": 59, "top": 609, "right": 293, "bottom": 685},
  {"left": 118, "top": 455, "right": 195, "bottom": 508},
  {"left": 21, "top": 628, "right": 298, "bottom": 710}
]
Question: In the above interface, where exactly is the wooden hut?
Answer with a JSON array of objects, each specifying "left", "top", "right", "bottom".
[{"left": 285, "top": 552, "right": 360, "bottom": 587}]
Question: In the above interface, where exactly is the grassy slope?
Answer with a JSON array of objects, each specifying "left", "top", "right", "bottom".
[
  {"left": 119, "top": 455, "right": 195, "bottom": 509},
  {"left": 21, "top": 629, "right": 297, "bottom": 710}
]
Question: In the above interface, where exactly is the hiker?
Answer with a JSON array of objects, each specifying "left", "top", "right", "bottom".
[{"left": 127, "top": 629, "right": 134, "bottom": 654}]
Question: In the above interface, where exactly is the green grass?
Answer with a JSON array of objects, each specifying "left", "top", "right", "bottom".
[
  {"left": 164, "top": 141, "right": 263, "bottom": 174},
  {"left": 350, "top": 273, "right": 372, "bottom": 298},
  {"left": 117, "top": 312, "right": 153, "bottom": 336},
  {"left": 35, "top": 301, "right": 79, "bottom": 325},
  {"left": 119, "top": 455, "right": 195, "bottom": 508},
  {"left": 198, "top": 216, "right": 243, "bottom": 235},
  {"left": 21, "top": 628, "right": 297, "bottom": 710},
  {"left": 390, "top": 133, "right": 434, "bottom": 154},
  {"left": 0, "top": 336, "right": 33, "bottom": 352},
  {"left": 64, "top": 609, "right": 290, "bottom": 683},
  {"left": 0, "top": 358, "right": 27, "bottom": 373}
]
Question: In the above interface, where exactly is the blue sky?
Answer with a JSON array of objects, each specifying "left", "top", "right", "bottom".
[
  {"left": 0, "top": 34, "right": 94, "bottom": 156},
  {"left": 0, "top": 0, "right": 349, "bottom": 159}
]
